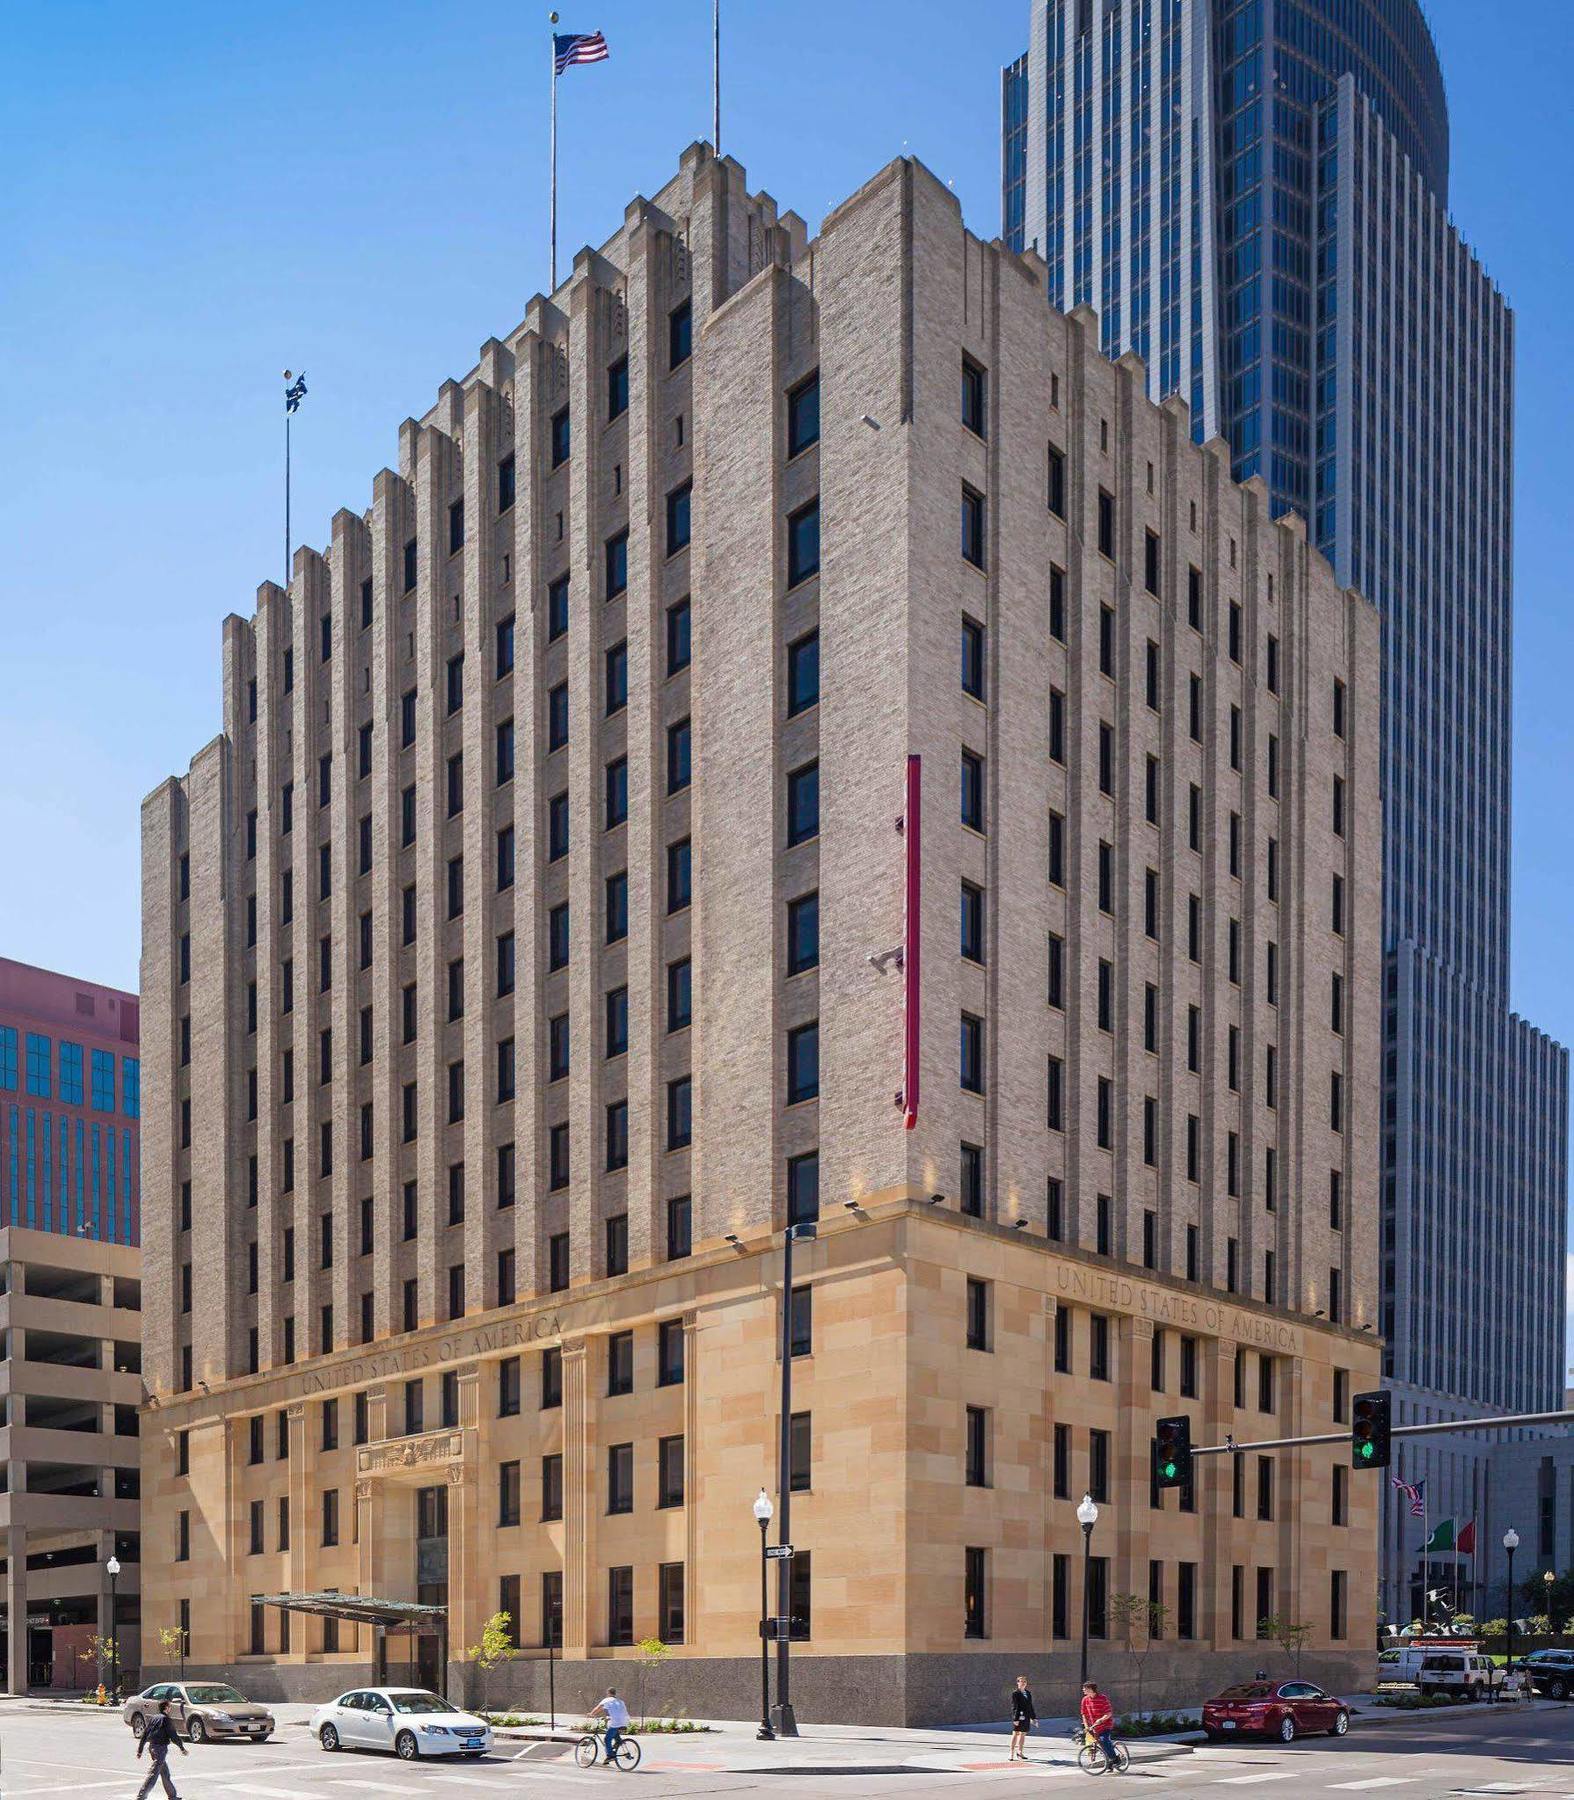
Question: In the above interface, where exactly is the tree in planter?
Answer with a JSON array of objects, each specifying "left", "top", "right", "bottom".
[
  {"left": 156, "top": 1623, "right": 188, "bottom": 1684},
  {"left": 635, "top": 1637, "right": 671, "bottom": 1726},
  {"left": 464, "top": 1611, "right": 515, "bottom": 1715},
  {"left": 1258, "top": 1615, "right": 1312, "bottom": 1678},
  {"left": 1109, "top": 1593, "right": 1169, "bottom": 1723},
  {"left": 77, "top": 1634, "right": 119, "bottom": 1700}
]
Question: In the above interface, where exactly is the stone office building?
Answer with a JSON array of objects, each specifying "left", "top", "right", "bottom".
[{"left": 140, "top": 143, "right": 1381, "bottom": 1725}]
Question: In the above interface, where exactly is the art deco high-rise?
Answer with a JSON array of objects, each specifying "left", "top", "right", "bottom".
[
  {"left": 1003, "top": 0, "right": 1569, "bottom": 1621},
  {"left": 141, "top": 144, "right": 1382, "bottom": 1722}
]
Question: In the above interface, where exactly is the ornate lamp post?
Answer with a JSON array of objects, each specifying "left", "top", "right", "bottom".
[
  {"left": 1076, "top": 1494, "right": 1099, "bottom": 1693},
  {"left": 105, "top": 1555, "right": 122, "bottom": 1701},
  {"left": 754, "top": 1489, "right": 775, "bottom": 1741},
  {"left": 1503, "top": 1528, "right": 1520, "bottom": 1689}
]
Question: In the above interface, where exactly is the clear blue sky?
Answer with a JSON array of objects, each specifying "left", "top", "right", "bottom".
[{"left": 4, "top": 1, "right": 1571, "bottom": 1341}]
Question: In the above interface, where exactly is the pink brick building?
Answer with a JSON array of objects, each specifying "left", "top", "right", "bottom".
[{"left": 0, "top": 958, "right": 141, "bottom": 1245}]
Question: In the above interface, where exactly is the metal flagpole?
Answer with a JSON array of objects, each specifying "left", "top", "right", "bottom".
[
  {"left": 549, "top": 13, "right": 559, "bottom": 289},
  {"left": 713, "top": 0, "right": 720, "bottom": 152},
  {"left": 284, "top": 381, "right": 292, "bottom": 586}
]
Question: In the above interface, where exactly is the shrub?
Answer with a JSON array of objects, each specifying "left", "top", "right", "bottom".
[{"left": 1480, "top": 1618, "right": 1507, "bottom": 1639}]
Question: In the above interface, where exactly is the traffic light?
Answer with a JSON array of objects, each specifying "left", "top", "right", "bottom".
[
  {"left": 1153, "top": 1415, "right": 1191, "bottom": 1489},
  {"left": 1351, "top": 1389, "right": 1391, "bottom": 1469}
]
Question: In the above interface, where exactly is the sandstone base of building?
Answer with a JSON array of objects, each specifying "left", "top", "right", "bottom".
[{"left": 169, "top": 1647, "right": 1371, "bottom": 1728}]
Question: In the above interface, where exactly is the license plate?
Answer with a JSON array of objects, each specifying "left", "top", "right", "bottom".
[
  {"left": 1221, "top": 1720, "right": 1236, "bottom": 1730},
  {"left": 462, "top": 1739, "right": 483, "bottom": 1749}
]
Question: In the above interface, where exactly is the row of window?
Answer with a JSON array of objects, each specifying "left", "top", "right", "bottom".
[{"left": 0, "top": 1030, "right": 138, "bottom": 1116}]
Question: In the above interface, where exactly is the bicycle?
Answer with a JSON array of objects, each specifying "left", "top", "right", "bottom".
[
  {"left": 573, "top": 1731, "right": 642, "bottom": 1770},
  {"left": 1073, "top": 1725, "right": 1130, "bottom": 1775}
]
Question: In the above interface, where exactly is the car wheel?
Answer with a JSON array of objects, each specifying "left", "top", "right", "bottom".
[
  {"left": 1277, "top": 1714, "right": 1296, "bottom": 1744},
  {"left": 319, "top": 1724, "right": 340, "bottom": 1752},
  {"left": 1331, "top": 1710, "right": 1349, "bottom": 1737},
  {"left": 130, "top": 1714, "right": 147, "bottom": 1742},
  {"left": 256, "top": 1732, "right": 272, "bottom": 1744},
  {"left": 395, "top": 1730, "right": 419, "bottom": 1761},
  {"left": 1204, "top": 1729, "right": 1223, "bottom": 1742},
  {"left": 187, "top": 1717, "right": 207, "bottom": 1745},
  {"left": 1549, "top": 1678, "right": 1568, "bottom": 1700}
]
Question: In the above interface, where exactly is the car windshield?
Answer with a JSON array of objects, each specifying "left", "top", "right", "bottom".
[
  {"left": 389, "top": 1692, "right": 460, "bottom": 1714},
  {"left": 1219, "top": 1684, "right": 1274, "bottom": 1701},
  {"left": 185, "top": 1685, "right": 247, "bottom": 1704}
]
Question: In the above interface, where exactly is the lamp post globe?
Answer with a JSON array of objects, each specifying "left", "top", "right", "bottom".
[{"left": 753, "top": 1489, "right": 775, "bottom": 1740}]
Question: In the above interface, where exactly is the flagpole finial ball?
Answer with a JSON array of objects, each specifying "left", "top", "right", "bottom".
[
  {"left": 283, "top": 370, "right": 293, "bottom": 381},
  {"left": 549, "top": 11, "right": 558, "bottom": 22}
]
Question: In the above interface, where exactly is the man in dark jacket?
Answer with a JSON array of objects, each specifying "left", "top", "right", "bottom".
[
  {"left": 1009, "top": 1674, "right": 1037, "bottom": 1760},
  {"left": 136, "top": 1699, "right": 189, "bottom": 1798}
]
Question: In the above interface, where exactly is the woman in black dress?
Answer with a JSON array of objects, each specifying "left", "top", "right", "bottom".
[{"left": 1009, "top": 1674, "right": 1037, "bottom": 1760}]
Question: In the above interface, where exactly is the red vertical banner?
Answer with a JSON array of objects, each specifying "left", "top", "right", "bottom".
[{"left": 902, "top": 754, "right": 921, "bottom": 1130}]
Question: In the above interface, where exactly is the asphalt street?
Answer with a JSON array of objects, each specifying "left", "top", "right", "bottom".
[{"left": 0, "top": 1697, "right": 1571, "bottom": 1797}]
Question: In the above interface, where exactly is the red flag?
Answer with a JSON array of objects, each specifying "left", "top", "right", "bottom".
[{"left": 1457, "top": 1519, "right": 1476, "bottom": 1555}]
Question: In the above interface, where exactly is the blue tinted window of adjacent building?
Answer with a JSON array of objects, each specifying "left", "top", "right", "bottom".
[
  {"left": 26, "top": 1109, "right": 37, "bottom": 1219},
  {"left": 123, "top": 1058, "right": 141, "bottom": 1119},
  {"left": 41, "top": 1114, "right": 52, "bottom": 1229},
  {"left": 0, "top": 1027, "right": 16, "bottom": 1091},
  {"left": 6, "top": 1104, "right": 18, "bottom": 1217},
  {"left": 25, "top": 1033, "right": 51, "bottom": 1098},
  {"left": 59, "top": 1041, "right": 84, "bottom": 1105},
  {"left": 91, "top": 1049, "right": 115, "bottom": 1112}
]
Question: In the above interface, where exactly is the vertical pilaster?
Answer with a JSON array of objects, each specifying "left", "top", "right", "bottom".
[{"left": 561, "top": 1338, "right": 591, "bottom": 1653}]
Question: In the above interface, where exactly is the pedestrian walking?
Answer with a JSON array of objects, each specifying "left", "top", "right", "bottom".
[
  {"left": 1008, "top": 1673, "right": 1037, "bottom": 1760},
  {"left": 135, "top": 1698, "right": 189, "bottom": 1798}
]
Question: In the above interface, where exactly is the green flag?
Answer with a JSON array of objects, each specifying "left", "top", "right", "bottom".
[{"left": 1422, "top": 1517, "right": 1455, "bottom": 1553}]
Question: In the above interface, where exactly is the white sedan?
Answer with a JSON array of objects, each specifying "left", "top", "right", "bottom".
[{"left": 311, "top": 1687, "right": 493, "bottom": 1760}]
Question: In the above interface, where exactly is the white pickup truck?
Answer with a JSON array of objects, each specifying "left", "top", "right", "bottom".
[{"left": 1378, "top": 1642, "right": 1503, "bottom": 1700}]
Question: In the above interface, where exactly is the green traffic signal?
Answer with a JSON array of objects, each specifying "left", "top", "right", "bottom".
[
  {"left": 1161, "top": 1460, "right": 1176, "bottom": 1480},
  {"left": 1153, "top": 1416, "right": 1190, "bottom": 1490},
  {"left": 1358, "top": 1441, "right": 1374, "bottom": 1460},
  {"left": 1350, "top": 1390, "right": 1391, "bottom": 1469}
]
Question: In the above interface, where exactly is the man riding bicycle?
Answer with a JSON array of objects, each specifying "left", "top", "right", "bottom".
[
  {"left": 590, "top": 1686, "right": 631, "bottom": 1765},
  {"left": 1080, "top": 1679, "right": 1120, "bottom": 1773}
]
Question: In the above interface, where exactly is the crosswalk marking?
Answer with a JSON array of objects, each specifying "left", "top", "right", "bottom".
[
  {"left": 426, "top": 1778, "right": 501, "bottom": 1789},
  {"left": 1328, "top": 1781, "right": 1418, "bottom": 1792},
  {"left": 331, "top": 1783, "right": 406, "bottom": 1792},
  {"left": 225, "top": 1787, "right": 324, "bottom": 1798},
  {"left": 1213, "top": 1777, "right": 1302, "bottom": 1788}
]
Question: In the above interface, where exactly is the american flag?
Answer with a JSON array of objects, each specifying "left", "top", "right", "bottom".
[
  {"left": 1391, "top": 1474, "right": 1426, "bottom": 1518},
  {"left": 554, "top": 30, "right": 609, "bottom": 74}
]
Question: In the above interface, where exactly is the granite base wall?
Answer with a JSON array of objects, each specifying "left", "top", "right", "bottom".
[{"left": 163, "top": 1645, "right": 1372, "bottom": 1727}]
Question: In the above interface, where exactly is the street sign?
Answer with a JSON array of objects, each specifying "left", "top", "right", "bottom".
[{"left": 765, "top": 1544, "right": 795, "bottom": 1560}]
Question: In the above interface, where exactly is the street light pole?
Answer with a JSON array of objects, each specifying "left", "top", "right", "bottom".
[
  {"left": 772, "top": 1221, "right": 814, "bottom": 1738},
  {"left": 105, "top": 1555, "right": 122, "bottom": 1701},
  {"left": 1076, "top": 1495, "right": 1099, "bottom": 1695},
  {"left": 754, "top": 1489, "right": 775, "bottom": 1740},
  {"left": 1503, "top": 1528, "right": 1519, "bottom": 1693}
]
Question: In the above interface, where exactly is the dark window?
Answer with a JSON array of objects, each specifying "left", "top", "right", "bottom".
[
  {"left": 608, "top": 1566, "right": 635, "bottom": 1646},
  {"left": 787, "top": 631, "right": 819, "bottom": 715},
  {"left": 1047, "top": 443, "right": 1066, "bottom": 517},
  {"left": 606, "top": 870, "right": 628, "bottom": 941},
  {"left": 658, "top": 1319, "right": 686, "bottom": 1386},
  {"left": 666, "top": 481, "right": 692, "bottom": 554},
  {"left": 789, "top": 1410, "right": 812, "bottom": 1492},
  {"left": 667, "top": 839, "right": 692, "bottom": 911},
  {"left": 605, "top": 1101, "right": 628, "bottom": 1172},
  {"left": 961, "top": 356, "right": 987, "bottom": 436},
  {"left": 605, "top": 530, "right": 628, "bottom": 598},
  {"left": 961, "top": 485, "right": 986, "bottom": 567},
  {"left": 787, "top": 500, "right": 820, "bottom": 585},
  {"left": 666, "top": 958, "right": 692, "bottom": 1031},
  {"left": 961, "top": 615, "right": 985, "bottom": 700},
  {"left": 660, "top": 1563, "right": 685, "bottom": 1643},
  {"left": 788, "top": 892, "right": 819, "bottom": 975},
  {"left": 960, "top": 1141, "right": 984, "bottom": 1216},
  {"left": 667, "top": 1075, "right": 693, "bottom": 1147},
  {"left": 961, "top": 749, "right": 985, "bottom": 831},
  {"left": 964, "top": 1546, "right": 988, "bottom": 1639},
  {"left": 1049, "top": 563, "right": 1066, "bottom": 639},
  {"left": 607, "top": 357, "right": 628, "bottom": 419},
  {"left": 787, "top": 1023, "right": 819, "bottom": 1104},
  {"left": 548, "top": 575, "right": 569, "bottom": 640},
  {"left": 966, "top": 1277, "right": 990, "bottom": 1351},
  {"left": 448, "top": 497, "right": 465, "bottom": 556},
  {"left": 666, "top": 1195, "right": 692, "bottom": 1260},
  {"left": 668, "top": 299, "right": 692, "bottom": 369},
  {"left": 666, "top": 718, "right": 691, "bottom": 793},
  {"left": 497, "top": 452, "right": 516, "bottom": 512},
  {"left": 498, "top": 1460, "right": 521, "bottom": 1527},
  {"left": 605, "top": 986, "right": 628, "bottom": 1058},
  {"left": 960, "top": 882, "right": 984, "bottom": 963},
  {"left": 786, "top": 762, "right": 819, "bottom": 845},
  {"left": 607, "top": 1329, "right": 634, "bottom": 1395},
  {"left": 667, "top": 598, "right": 691, "bottom": 673},
  {"left": 1144, "top": 530, "right": 1160, "bottom": 594},
  {"left": 605, "top": 756, "right": 628, "bottom": 827},
  {"left": 607, "top": 1443, "right": 634, "bottom": 1514},
  {"left": 960, "top": 1012, "right": 984, "bottom": 1094},
  {"left": 788, "top": 373, "right": 820, "bottom": 456},
  {"left": 548, "top": 792, "right": 569, "bottom": 861},
  {"left": 605, "top": 640, "right": 628, "bottom": 713},
  {"left": 550, "top": 407, "right": 570, "bottom": 468},
  {"left": 1097, "top": 488, "right": 1115, "bottom": 558},
  {"left": 658, "top": 1436, "right": 685, "bottom": 1508},
  {"left": 403, "top": 537, "right": 418, "bottom": 592}
]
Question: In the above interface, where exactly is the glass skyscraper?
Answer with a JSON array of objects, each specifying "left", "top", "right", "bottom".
[{"left": 1004, "top": 0, "right": 1567, "bottom": 1613}]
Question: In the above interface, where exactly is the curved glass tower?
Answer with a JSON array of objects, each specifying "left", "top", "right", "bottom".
[{"left": 1004, "top": 0, "right": 1567, "bottom": 1622}]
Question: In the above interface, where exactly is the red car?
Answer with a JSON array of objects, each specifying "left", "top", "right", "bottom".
[{"left": 1202, "top": 1680, "right": 1350, "bottom": 1743}]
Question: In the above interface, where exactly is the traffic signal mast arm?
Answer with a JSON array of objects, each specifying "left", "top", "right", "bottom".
[{"left": 1184, "top": 1407, "right": 1574, "bottom": 1458}]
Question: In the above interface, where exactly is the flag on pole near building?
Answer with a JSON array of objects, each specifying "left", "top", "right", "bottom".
[
  {"left": 554, "top": 29, "right": 608, "bottom": 72},
  {"left": 1422, "top": 1517, "right": 1456, "bottom": 1554},
  {"left": 285, "top": 372, "right": 307, "bottom": 413},
  {"left": 1456, "top": 1518, "right": 1476, "bottom": 1555},
  {"left": 1391, "top": 1473, "right": 1426, "bottom": 1517}
]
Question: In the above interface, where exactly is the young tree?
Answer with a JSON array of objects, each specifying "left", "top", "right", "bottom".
[
  {"left": 77, "top": 1634, "right": 118, "bottom": 1700},
  {"left": 635, "top": 1637, "right": 671, "bottom": 1726},
  {"left": 156, "top": 1623, "right": 188, "bottom": 1683},
  {"left": 1109, "top": 1593, "right": 1169, "bottom": 1722},
  {"left": 464, "top": 1611, "right": 515, "bottom": 1715},
  {"left": 1259, "top": 1614, "right": 1312, "bottom": 1677}
]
